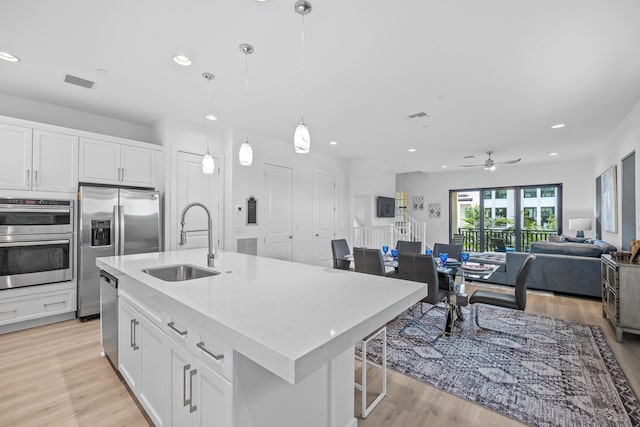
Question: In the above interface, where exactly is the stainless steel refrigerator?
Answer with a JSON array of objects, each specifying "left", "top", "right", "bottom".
[{"left": 78, "top": 185, "right": 161, "bottom": 318}]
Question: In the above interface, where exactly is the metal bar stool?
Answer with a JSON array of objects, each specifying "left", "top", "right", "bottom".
[{"left": 354, "top": 325, "right": 387, "bottom": 418}]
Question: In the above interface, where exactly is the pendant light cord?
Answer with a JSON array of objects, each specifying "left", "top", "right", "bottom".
[
  {"left": 300, "top": 14, "right": 305, "bottom": 119},
  {"left": 245, "top": 51, "right": 249, "bottom": 140}
]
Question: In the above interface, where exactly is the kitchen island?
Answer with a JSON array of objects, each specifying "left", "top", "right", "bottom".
[{"left": 97, "top": 248, "right": 426, "bottom": 427}]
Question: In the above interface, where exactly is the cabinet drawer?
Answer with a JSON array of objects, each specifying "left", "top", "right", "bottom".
[
  {"left": 162, "top": 313, "right": 234, "bottom": 382},
  {"left": 0, "top": 288, "right": 76, "bottom": 325}
]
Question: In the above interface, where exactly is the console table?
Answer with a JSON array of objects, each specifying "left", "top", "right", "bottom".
[{"left": 601, "top": 254, "right": 640, "bottom": 342}]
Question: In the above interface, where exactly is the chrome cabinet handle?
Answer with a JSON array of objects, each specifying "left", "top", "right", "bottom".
[
  {"left": 44, "top": 301, "right": 65, "bottom": 307},
  {"left": 121, "top": 167, "right": 125, "bottom": 182},
  {"left": 26, "top": 169, "right": 30, "bottom": 186},
  {"left": 189, "top": 368, "right": 198, "bottom": 413},
  {"left": 34, "top": 170, "right": 38, "bottom": 187},
  {"left": 130, "top": 319, "right": 139, "bottom": 350},
  {"left": 183, "top": 364, "right": 191, "bottom": 407},
  {"left": 168, "top": 321, "right": 188, "bottom": 336},
  {"left": 196, "top": 341, "right": 224, "bottom": 361}
]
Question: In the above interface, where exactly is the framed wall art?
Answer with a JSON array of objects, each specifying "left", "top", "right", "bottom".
[
  {"left": 412, "top": 196, "right": 424, "bottom": 210},
  {"left": 601, "top": 165, "right": 617, "bottom": 233},
  {"left": 428, "top": 203, "right": 441, "bottom": 217}
]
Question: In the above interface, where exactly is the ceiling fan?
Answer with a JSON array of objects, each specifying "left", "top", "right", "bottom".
[{"left": 461, "top": 151, "right": 521, "bottom": 171}]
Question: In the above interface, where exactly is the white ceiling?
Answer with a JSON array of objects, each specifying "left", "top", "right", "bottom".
[{"left": 2, "top": 0, "right": 640, "bottom": 173}]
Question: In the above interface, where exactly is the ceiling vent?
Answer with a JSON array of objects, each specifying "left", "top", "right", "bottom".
[
  {"left": 64, "top": 74, "right": 95, "bottom": 89},
  {"left": 407, "top": 111, "right": 429, "bottom": 120}
]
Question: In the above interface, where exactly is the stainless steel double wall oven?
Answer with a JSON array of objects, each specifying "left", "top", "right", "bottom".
[{"left": 0, "top": 198, "right": 74, "bottom": 290}]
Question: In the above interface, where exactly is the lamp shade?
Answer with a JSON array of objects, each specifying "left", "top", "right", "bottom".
[
  {"left": 202, "top": 150, "right": 215, "bottom": 174},
  {"left": 294, "top": 119, "right": 310, "bottom": 153},
  {"left": 239, "top": 138, "right": 253, "bottom": 166},
  {"left": 568, "top": 218, "right": 592, "bottom": 231}
]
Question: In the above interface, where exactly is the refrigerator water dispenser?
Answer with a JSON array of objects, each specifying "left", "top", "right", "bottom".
[{"left": 91, "top": 220, "right": 111, "bottom": 246}]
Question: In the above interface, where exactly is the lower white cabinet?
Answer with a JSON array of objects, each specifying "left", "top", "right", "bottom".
[
  {"left": 118, "top": 298, "right": 169, "bottom": 426},
  {"left": 168, "top": 336, "right": 233, "bottom": 427},
  {"left": 0, "top": 283, "right": 76, "bottom": 327},
  {"left": 119, "top": 296, "right": 232, "bottom": 427}
]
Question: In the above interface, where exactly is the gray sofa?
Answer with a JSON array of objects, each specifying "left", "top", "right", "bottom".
[{"left": 468, "top": 239, "right": 617, "bottom": 298}]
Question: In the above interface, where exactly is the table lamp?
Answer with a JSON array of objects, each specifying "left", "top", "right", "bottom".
[{"left": 568, "top": 218, "right": 592, "bottom": 238}]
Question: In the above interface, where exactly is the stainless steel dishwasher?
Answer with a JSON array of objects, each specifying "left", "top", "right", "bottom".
[{"left": 100, "top": 271, "right": 118, "bottom": 370}]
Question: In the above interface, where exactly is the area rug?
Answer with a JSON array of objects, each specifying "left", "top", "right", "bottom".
[{"left": 361, "top": 304, "right": 640, "bottom": 427}]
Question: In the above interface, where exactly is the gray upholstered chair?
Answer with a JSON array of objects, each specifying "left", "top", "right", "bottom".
[
  {"left": 396, "top": 240, "right": 422, "bottom": 254},
  {"left": 469, "top": 254, "right": 536, "bottom": 335},
  {"left": 451, "top": 233, "right": 465, "bottom": 246},
  {"left": 490, "top": 237, "right": 514, "bottom": 252},
  {"left": 331, "top": 239, "right": 351, "bottom": 270},
  {"left": 397, "top": 253, "right": 452, "bottom": 338},
  {"left": 353, "top": 247, "right": 390, "bottom": 276},
  {"left": 433, "top": 243, "right": 462, "bottom": 262}
]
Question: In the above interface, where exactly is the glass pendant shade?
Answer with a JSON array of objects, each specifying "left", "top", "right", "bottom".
[
  {"left": 294, "top": 119, "right": 310, "bottom": 153},
  {"left": 239, "top": 138, "right": 253, "bottom": 166},
  {"left": 202, "top": 149, "right": 215, "bottom": 174}
]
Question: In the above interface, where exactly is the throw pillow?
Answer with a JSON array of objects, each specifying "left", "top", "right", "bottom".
[{"left": 548, "top": 235, "right": 566, "bottom": 243}]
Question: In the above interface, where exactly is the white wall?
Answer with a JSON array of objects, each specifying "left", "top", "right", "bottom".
[
  {"left": 0, "top": 92, "right": 155, "bottom": 143},
  {"left": 396, "top": 158, "right": 595, "bottom": 249},
  {"left": 348, "top": 157, "right": 396, "bottom": 228},
  {"left": 593, "top": 99, "right": 640, "bottom": 249},
  {"left": 225, "top": 129, "right": 350, "bottom": 265}
]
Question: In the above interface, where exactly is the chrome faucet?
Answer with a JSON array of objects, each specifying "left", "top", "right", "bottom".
[{"left": 179, "top": 202, "right": 216, "bottom": 268}]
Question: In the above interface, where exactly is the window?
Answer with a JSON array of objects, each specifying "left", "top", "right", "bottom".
[
  {"left": 484, "top": 191, "right": 492, "bottom": 200},
  {"left": 495, "top": 207, "right": 507, "bottom": 218},
  {"left": 541, "top": 187, "right": 555, "bottom": 197},
  {"left": 495, "top": 190, "right": 507, "bottom": 199},
  {"left": 524, "top": 207, "right": 537, "bottom": 226},
  {"left": 484, "top": 208, "right": 492, "bottom": 218},
  {"left": 541, "top": 207, "right": 555, "bottom": 226},
  {"left": 523, "top": 188, "right": 537, "bottom": 198}
]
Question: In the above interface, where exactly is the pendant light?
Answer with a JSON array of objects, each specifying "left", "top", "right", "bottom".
[
  {"left": 239, "top": 43, "right": 254, "bottom": 166},
  {"left": 293, "top": 0, "right": 312, "bottom": 154},
  {"left": 202, "top": 72, "right": 215, "bottom": 174}
]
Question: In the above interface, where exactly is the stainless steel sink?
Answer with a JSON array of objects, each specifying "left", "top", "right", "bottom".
[{"left": 142, "top": 264, "right": 220, "bottom": 282}]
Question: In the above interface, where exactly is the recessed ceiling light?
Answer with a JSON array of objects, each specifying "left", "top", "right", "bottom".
[
  {"left": 172, "top": 54, "right": 192, "bottom": 66},
  {"left": 441, "top": 165, "right": 448, "bottom": 168},
  {"left": 329, "top": 141, "right": 337, "bottom": 145},
  {"left": 205, "top": 114, "right": 217, "bottom": 121},
  {"left": 551, "top": 123, "right": 565, "bottom": 129},
  {"left": 0, "top": 51, "right": 20, "bottom": 63},
  {"left": 549, "top": 152, "right": 559, "bottom": 156},
  {"left": 408, "top": 148, "right": 417, "bottom": 152}
]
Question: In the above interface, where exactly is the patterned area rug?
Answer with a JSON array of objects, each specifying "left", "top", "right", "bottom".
[{"left": 362, "top": 304, "right": 640, "bottom": 427}]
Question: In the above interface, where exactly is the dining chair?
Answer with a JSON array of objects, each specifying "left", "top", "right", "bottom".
[
  {"left": 353, "top": 247, "right": 387, "bottom": 276},
  {"left": 469, "top": 254, "right": 536, "bottom": 341},
  {"left": 331, "top": 239, "right": 351, "bottom": 270},
  {"left": 433, "top": 243, "right": 462, "bottom": 262},
  {"left": 490, "top": 237, "right": 514, "bottom": 252},
  {"left": 397, "top": 253, "right": 451, "bottom": 339},
  {"left": 395, "top": 240, "right": 422, "bottom": 254},
  {"left": 451, "top": 233, "right": 465, "bottom": 246}
]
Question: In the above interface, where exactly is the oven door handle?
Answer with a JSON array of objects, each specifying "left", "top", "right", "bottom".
[
  {"left": 0, "top": 240, "right": 69, "bottom": 247},
  {"left": 0, "top": 209, "right": 72, "bottom": 214}
]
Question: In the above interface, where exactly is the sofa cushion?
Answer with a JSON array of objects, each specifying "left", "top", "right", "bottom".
[
  {"left": 592, "top": 239, "right": 617, "bottom": 254},
  {"left": 529, "top": 241, "right": 603, "bottom": 257},
  {"left": 564, "top": 236, "right": 589, "bottom": 243},
  {"left": 548, "top": 235, "right": 566, "bottom": 243}
]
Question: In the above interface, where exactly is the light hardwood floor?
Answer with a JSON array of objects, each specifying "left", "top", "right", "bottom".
[{"left": 0, "top": 285, "right": 638, "bottom": 427}]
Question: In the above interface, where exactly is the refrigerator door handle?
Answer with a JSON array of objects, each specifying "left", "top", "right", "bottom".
[
  {"left": 119, "top": 205, "right": 125, "bottom": 255},
  {"left": 113, "top": 205, "right": 120, "bottom": 255}
]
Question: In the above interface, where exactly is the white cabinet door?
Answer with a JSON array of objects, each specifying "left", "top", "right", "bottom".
[
  {"left": 118, "top": 299, "right": 141, "bottom": 390},
  {"left": 121, "top": 145, "right": 156, "bottom": 188},
  {"left": 195, "top": 361, "right": 233, "bottom": 427},
  {"left": 168, "top": 337, "right": 232, "bottom": 427},
  {"left": 79, "top": 138, "right": 120, "bottom": 184},
  {"left": 139, "top": 315, "right": 169, "bottom": 426},
  {"left": 32, "top": 130, "right": 78, "bottom": 192},
  {"left": 0, "top": 123, "right": 32, "bottom": 190}
]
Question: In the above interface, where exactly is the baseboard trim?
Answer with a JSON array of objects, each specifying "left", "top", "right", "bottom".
[{"left": 0, "top": 311, "right": 76, "bottom": 334}]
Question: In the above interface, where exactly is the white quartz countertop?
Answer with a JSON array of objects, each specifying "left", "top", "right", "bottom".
[{"left": 96, "top": 249, "right": 426, "bottom": 384}]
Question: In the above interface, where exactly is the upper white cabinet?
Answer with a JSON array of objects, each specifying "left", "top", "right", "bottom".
[
  {"left": 79, "top": 138, "right": 157, "bottom": 188},
  {"left": 0, "top": 124, "right": 77, "bottom": 192}
]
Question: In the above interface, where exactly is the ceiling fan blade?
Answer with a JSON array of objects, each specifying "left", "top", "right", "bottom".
[
  {"left": 460, "top": 163, "right": 485, "bottom": 168},
  {"left": 494, "top": 158, "right": 521, "bottom": 165}
]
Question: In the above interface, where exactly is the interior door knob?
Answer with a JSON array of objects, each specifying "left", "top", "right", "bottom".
[{"left": 288, "top": 235, "right": 293, "bottom": 239}]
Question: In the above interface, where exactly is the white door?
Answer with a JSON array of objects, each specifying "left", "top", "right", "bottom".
[
  {"left": 0, "top": 123, "right": 32, "bottom": 190},
  {"left": 176, "top": 151, "right": 221, "bottom": 251},
  {"left": 32, "top": 130, "right": 78, "bottom": 192},
  {"left": 263, "top": 164, "right": 293, "bottom": 261},
  {"left": 313, "top": 173, "right": 336, "bottom": 266}
]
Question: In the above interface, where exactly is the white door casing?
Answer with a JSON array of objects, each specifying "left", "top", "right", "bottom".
[
  {"left": 313, "top": 173, "right": 336, "bottom": 267},
  {"left": 262, "top": 163, "right": 293, "bottom": 261},
  {"left": 175, "top": 151, "right": 222, "bottom": 251}
]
